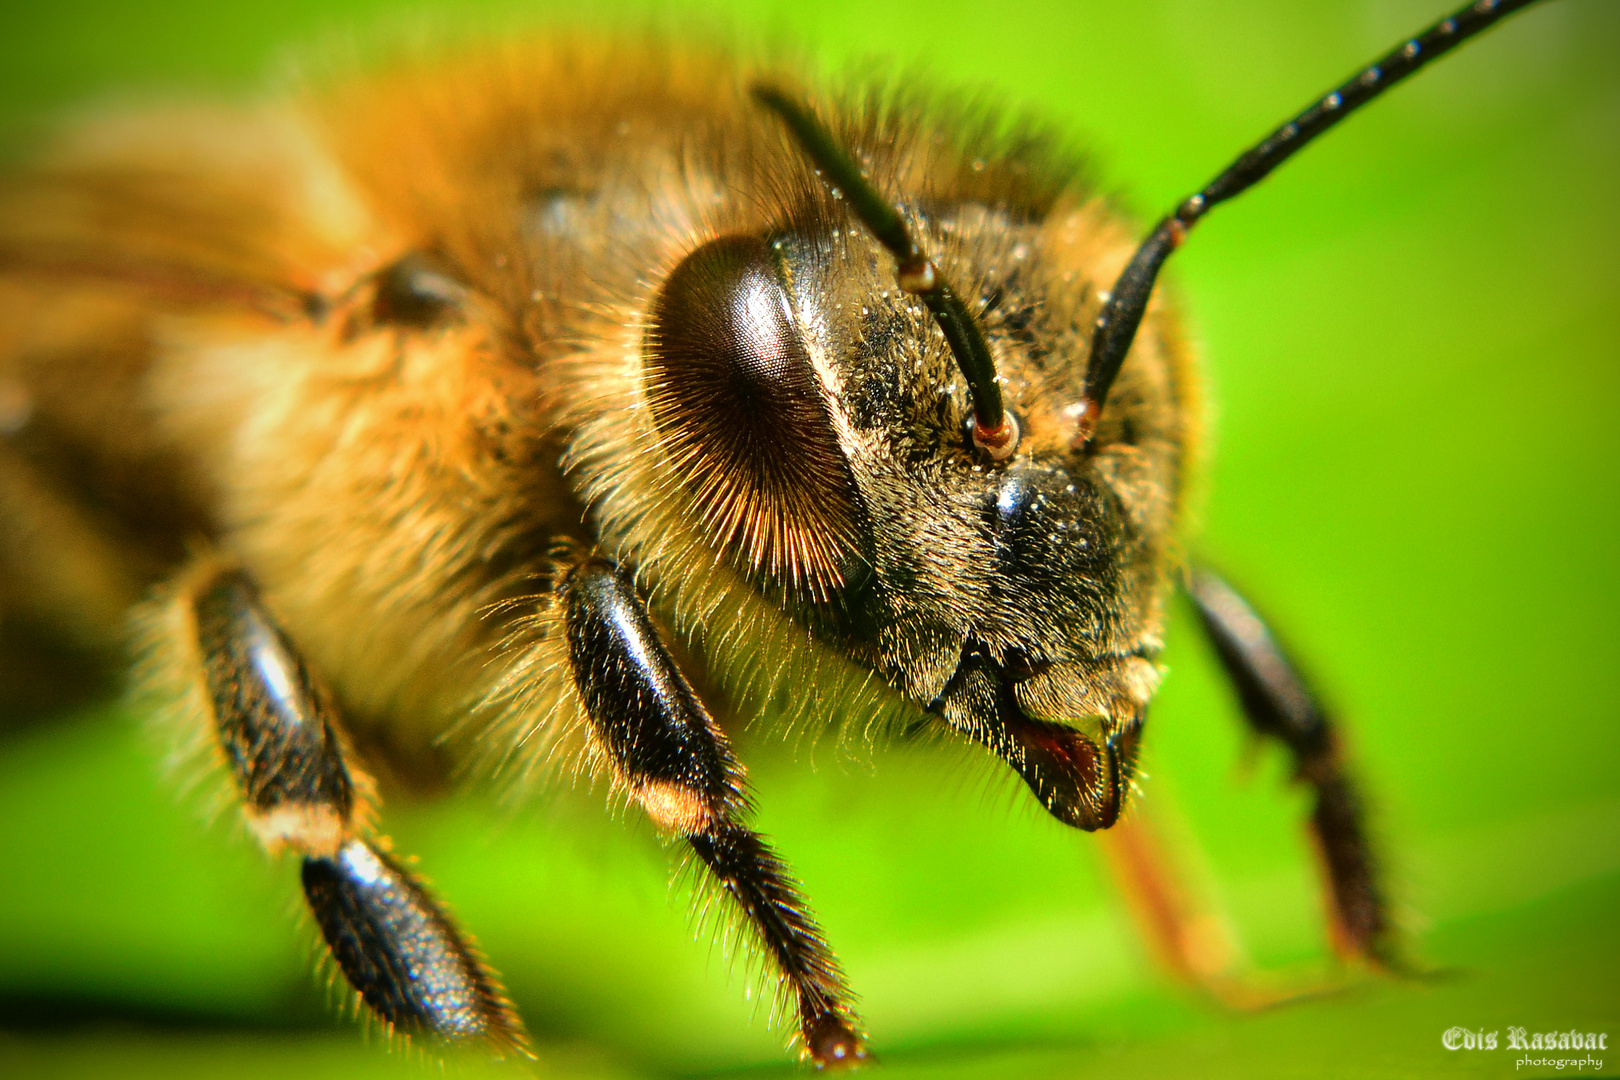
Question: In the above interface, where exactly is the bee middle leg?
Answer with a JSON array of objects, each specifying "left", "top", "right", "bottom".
[
  {"left": 1185, "top": 566, "right": 1396, "bottom": 970},
  {"left": 1096, "top": 566, "right": 1397, "bottom": 1007},
  {"left": 560, "top": 556, "right": 867, "bottom": 1068},
  {"left": 161, "top": 561, "right": 528, "bottom": 1053}
]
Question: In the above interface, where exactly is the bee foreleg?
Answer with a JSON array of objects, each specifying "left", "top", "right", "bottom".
[
  {"left": 169, "top": 562, "right": 528, "bottom": 1054},
  {"left": 1185, "top": 566, "right": 1397, "bottom": 970},
  {"left": 562, "top": 557, "right": 869, "bottom": 1068}
]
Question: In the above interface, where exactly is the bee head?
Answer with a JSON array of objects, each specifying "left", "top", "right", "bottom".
[{"left": 642, "top": 147, "right": 1185, "bottom": 830}]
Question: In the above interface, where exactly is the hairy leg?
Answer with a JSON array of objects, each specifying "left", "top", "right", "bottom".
[
  {"left": 559, "top": 555, "right": 866, "bottom": 1068},
  {"left": 1185, "top": 566, "right": 1395, "bottom": 969},
  {"left": 159, "top": 560, "right": 528, "bottom": 1053}
]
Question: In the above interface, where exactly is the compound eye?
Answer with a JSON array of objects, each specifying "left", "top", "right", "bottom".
[{"left": 645, "top": 235, "right": 857, "bottom": 595}]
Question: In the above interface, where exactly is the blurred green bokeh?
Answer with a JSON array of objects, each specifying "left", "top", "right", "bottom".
[{"left": 1, "top": 1, "right": 1616, "bottom": 1077}]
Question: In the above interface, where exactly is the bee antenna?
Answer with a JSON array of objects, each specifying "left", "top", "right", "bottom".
[
  {"left": 751, "top": 84, "right": 1018, "bottom": 461},
  {"left": 1078, "top": 0, "right": 1549, "bottom": 444}
]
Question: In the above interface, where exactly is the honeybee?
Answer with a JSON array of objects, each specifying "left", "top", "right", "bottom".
[{"left": 2, "top": 0, "right": 1613, "bottom": 1075}]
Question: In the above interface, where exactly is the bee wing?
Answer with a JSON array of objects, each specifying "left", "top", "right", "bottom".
[{"left": 0, "top": 102, "right": 387, "bottom": 321}]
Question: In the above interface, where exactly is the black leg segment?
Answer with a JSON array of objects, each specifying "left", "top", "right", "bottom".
[
  {"left": 302, "top": 839, "right": 520, "bottom": 1048},
  {"left": 1186, "top": 567, "right": 1396, "bottom": 969},
  {"left": 563, "top": 557, "right": 867, "bottom": 1068},
  {"left": 184, "top": 563, "right": 527, "bottom": 1053},
  {"left": 565, "top": 560, "right": 738, "bottom": 829},
  {"left": 194, "top": 570, "right": 361, "bottom": 855}
]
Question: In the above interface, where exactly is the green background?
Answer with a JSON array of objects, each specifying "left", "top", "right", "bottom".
[{"left": 1, "top": 1, "right": 1616, "bottom": 1077}]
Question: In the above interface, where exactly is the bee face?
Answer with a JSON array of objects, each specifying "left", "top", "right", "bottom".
[
  {"left": 617, "top": 113, "right": 1193, "bottom": 829},
  {"left": 1, "top": 1, "right": 1614, "bottom": 1076},
  {"left": 761, "top": 201, "right": 1185, "bottom": 825}
]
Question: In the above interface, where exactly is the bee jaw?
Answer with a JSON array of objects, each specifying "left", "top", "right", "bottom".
[
  {"left": 932, "top": 647, "right": 1146, "bottom": 831},
  {"left": 1003, "top": 709, "right": 1143, "bottom": 832}
]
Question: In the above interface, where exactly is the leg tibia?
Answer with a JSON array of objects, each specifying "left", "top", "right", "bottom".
[
  {"left": 563, "top": 558, "right": 738, "bottom": 829},
  {"left": 192, "top": 568, "right": 365, "bottom": 855},
  {"left": 170, "top": 560, "right": 527, "bottom": 1053}
]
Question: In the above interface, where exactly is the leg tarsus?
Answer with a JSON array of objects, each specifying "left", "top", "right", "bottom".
[{"left": 687, "top": 822, "right": 868, "bottom": 1067}]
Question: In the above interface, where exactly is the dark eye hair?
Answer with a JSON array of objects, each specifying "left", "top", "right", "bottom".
[{"left": 644, "top": 234, "right": 857, "bottom": 595}]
